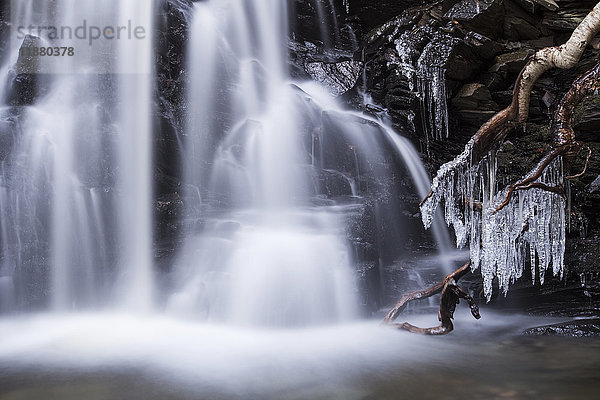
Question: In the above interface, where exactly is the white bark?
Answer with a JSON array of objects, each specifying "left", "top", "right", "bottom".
[{"left": 517, "top": 2, "right": 600, "bottom": 122}]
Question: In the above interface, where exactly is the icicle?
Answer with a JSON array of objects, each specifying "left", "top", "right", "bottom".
[
  {"left": 415, "top": 34, "right": 457, "bottom": 141},
  {"left": 420, "top": 152, "right": 567, "bottom": 301},
  {"left": 343, "top": 0, "right": 350, "bottom": 15},
  {"left": 394, "top": 32, "right": 419, "bottom": 92},
  {"left": 416, "top": 67, "right": 449, "bottom": 141},
  {"left": 392, "top": 29, "right": 455, "bottom": 141}
]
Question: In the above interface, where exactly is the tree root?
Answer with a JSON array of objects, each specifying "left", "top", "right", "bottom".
[
  {"left": 382, "top": 261, "right": 480, "bottom": 335},
  {"left": 494, "top": 147, "right": 568, "bottom": 213}
]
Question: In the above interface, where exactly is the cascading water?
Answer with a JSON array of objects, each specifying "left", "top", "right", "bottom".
[
  {"left": 116, "top": 0, "right": 155, "bottom": 312},
  {"left": 169, "top": 0, "right": 453, "bottom": 326},
  {"left": 0, "top": 0, "right": 153, "bottom": 312},
  {"left": 170, "top": 0, "right": 358, "bottom": 326}
]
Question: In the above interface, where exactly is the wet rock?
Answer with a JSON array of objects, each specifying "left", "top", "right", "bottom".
[
  {"left": 423, "top": 32, "right": 480, "bottom": 81},
  {"left": 155, "top": 192, "right": 183, "bottom": 244},
  {"left": 304, "top": 60, "right": 364, "bottom": 96},
  {"left": 345, "top": 0, "right": 422, "bottom": 29},
  {"left": 156, "top": 0, "right": 193, "bottom": 109},
  {"left": 6, "top": 73, "right": 44, "bottom": 107},
  {"left": 152, "top": 0, "right": 193, "bottom": 255},
  {"left": 531, "top": 0, "right": 559, "bottom": 11},
  {"left": 452, "top": 83, "right": 499, "bottom": 110},
  {"left": 289, "top": 40, "right": 357, "bottom": 79},
  {"left": 292, "top": 0, "right": 359, "bottom": 52},
  {"left": 523, "top": 319, "right": 600, "bottom": 337},
  {"left": 542, "top": 8, "right": 589, "bottom": 31},
  {"left": 504, "top": 16, "right": 541, "bottom": 41},
  {"left": 590, "top": 175, "right": 600, "bottom": 193},
  {"left": 364, "top": 8, "right": 422, "bottom": 49},
  {"left": 356, "top": 260, "right": 381, "bottom": 313},
  {"left": 3, "top": 35, "right": 51, "bottom": 106},
  {"left": 451, "top": 83, "right": 500, "bottom": 127},
  {"left": 0, "top": 6, "right": 9, "bottom": 62},
  {"left": 0, "top": 114, "right": 16, "bottom": 161},
  {"left": 444, "top": 0, "right": 505, "bottom": 38},
  {"left": 565, "top": 236, "right": 600, "bottom": 274},
  {"left": 503, "top": 0, "right": 542, "bottom": 41},
  {"left": 317, "top": 169, "right": 357, "bottom": 197},
  {"left": 573, "top": 94, "right": 600, "bottom": 140},
  {"left": 489, "top": 48, "right": 535, "bottom": 73},
  {"left": 527, "top": 35, "right": 556, "bottom": 49},
  {"left": 463, "top": 31, "right": 504, "bottom": 60},
  {"left": 15, "top": 35, "right": 43, "bottom": 74}
]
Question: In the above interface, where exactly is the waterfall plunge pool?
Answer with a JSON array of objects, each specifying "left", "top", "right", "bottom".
[{"left": 0, "top": 311, "right": 598, "bottom": 400}]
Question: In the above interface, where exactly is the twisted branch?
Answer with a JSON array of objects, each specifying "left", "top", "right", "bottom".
[{"left": 383, "top": 261, "right": 480, "bottom": 335}]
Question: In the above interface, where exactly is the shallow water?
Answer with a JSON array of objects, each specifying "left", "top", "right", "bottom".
[{"left": 0, "top": 310, "right": 598, "bottom": 400}]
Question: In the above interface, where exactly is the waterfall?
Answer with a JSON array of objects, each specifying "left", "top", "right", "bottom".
[
  {"left": 116, "top": 0, "right": 155, "bottom": 312},
  {"left": 0, "top": 0, "right": 153, "bottom": 311},
  {"left": 169, "top": 0, "right": 453, "bottom": 326},
  {"left": 170, "top": 0, "right": 358, "bottom": 326}
]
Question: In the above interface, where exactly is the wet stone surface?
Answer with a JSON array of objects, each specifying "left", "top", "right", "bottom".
[{"left": 523, "top": 318, "right": 600, "bottom": 337}]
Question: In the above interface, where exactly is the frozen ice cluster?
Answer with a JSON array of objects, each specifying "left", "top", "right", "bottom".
[
  {"left": 420, "top": 145, "right": 566, "bottom": 300},
  {"left": 394, "top": 30, "right": 455, "bottom": 142}
]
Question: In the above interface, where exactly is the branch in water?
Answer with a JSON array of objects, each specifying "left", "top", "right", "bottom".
[{"left": 383, "top": 261, "right": 480, "bottom": 335}]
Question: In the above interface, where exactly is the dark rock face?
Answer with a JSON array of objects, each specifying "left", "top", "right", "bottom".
[
  {"left": 445, "top": 0, "right": 506, "bottom": 38},
  {"left": 304, "top": 60, "right": 363, "bottom": 96},
  {"left": 4, "top": 36, "right": 51, "bottom": 106},
  {"left": 345, "top": 0, "right": 423, "bottom": 30},
  {"left": 0, "top": 2, "right": 9, "bottom": 63},
  {"left": 153, "top": 0, "right": 193, "bottom": 249},
  {"left": 451, "top": 83, "right": 500, "bottom": 127}
]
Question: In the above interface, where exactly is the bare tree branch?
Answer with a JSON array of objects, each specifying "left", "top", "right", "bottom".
[{"left": 383, "top": 261, "right": 480, "bottom": 335}]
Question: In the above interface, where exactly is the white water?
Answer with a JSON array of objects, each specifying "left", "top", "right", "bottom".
[
  {"left": 0, "top": 0, "right": 154, "bottom": 311},
  {"left": 171, "top": 0, "right": 358, "bottom": 326},
  {"left": 0, "top": 311, "right": 550, "bottom": 396},
  {"left": 116, "top": 0, "right": 155, "bottom": 312}
]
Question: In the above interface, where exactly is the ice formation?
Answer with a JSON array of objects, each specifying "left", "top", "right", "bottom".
[
  {"left": 342, "top": 0, "right": 350, "bottom": 15},
  {"left": 420, "top": 143, "right": 566, "bottom": 300},
  {"left": 392, "top": 29, "right": 455, "bottom": 142},
  {"left": 416, "top": 35, "right": 456, "bottom": 141}
]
